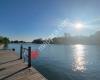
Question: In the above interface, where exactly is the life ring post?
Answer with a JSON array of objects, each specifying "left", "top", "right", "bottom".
[
  {"left": 20, "top": 45, "right": 23, "bottom": 59},
  {"left": 28, "top": 46, "right": 31, "bottom": 67}
]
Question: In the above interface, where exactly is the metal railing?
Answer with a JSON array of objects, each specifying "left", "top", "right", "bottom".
[{"left": 20, "top": 45, "right": 31, "bottom": 67}]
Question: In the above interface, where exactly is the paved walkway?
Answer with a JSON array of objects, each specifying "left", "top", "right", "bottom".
[{"left": 0, "top": 50, "right": 47, "bottom": 80}]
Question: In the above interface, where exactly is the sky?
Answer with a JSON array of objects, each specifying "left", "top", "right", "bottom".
[{"left": 0, "top": 0, "right": 100, "bottom": 41}]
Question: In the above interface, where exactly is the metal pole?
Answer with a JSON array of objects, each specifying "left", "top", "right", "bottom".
[
  {"left": 28, "top": 47, "right": 31, "bottom": 67},
  {"left": 20, "top": 45, "right": 23, "bottom": 59}
]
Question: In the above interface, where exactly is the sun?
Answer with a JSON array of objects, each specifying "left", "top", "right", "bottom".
[{"left": 75, "top": 22, "right": 83, "bottom": 30}]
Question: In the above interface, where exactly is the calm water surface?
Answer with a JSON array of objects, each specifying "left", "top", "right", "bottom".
[{"left": 8, "top": 44, "right": 100, "bottom": 80}]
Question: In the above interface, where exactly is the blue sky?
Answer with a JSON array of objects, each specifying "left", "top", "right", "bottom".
[{"left": 0, "top": 0, "right": 100, "bottom": 41}]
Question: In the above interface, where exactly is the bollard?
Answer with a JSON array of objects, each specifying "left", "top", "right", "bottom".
[
  {"left": 12, "top": 48, "right": 15, "bottom": 51},
  {"left": 20, "top": 45, "right": 23, "bottom": 59},
  {"left": 28, "top": 47, "right": 31, "bottom": 67}
]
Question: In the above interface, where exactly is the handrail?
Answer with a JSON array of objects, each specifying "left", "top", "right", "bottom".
[
  {"left": 20, "top": 45, "right": 31, "bottom": 67},
  {"left": 23, "top": 48, "right": 28, "bottom": 51}
]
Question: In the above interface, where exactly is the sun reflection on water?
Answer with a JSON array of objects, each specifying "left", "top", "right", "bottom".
[{"left": 72, "top": 44, "right": 86, "bottom": 72}]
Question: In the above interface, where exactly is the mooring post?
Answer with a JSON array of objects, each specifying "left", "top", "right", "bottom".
[
  {"left": 20, "top": 45, "right": 23, "bottom": 59},
  {"left": 28, "top": 47, "right": 31, "bottom": 67}
]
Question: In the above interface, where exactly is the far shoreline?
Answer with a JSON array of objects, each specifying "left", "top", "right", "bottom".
[{"left": 9, "top": 43, "right": 100, "bottom": 46}]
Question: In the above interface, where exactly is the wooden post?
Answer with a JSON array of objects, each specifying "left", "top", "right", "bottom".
[
  {"left": 28, "top": 47, "right": 31, "bottom": 67},
  {"left": 20, "top": 45, "right": 23, "bottom": 59}
]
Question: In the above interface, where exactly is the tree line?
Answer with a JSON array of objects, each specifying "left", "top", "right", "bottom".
[
  {"left": 0, "top": 36, "right": 10, "bottom": 47},
  {"left": 31, "top": 31, "right": 100, "bottom": 45},
  {"left": 11, "top": 31, "right": 100, "bottom": 45}
]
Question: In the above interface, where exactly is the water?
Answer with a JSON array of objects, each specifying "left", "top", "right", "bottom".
[{"left": 8, "top": 43, "right": 100, "bottom": 80}]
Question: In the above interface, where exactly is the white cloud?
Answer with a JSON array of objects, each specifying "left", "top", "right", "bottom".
[{"left": 58, "top": 19, "right": 74, "bottom": 28}]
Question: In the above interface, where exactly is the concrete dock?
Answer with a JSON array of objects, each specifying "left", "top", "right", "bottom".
[{"left": 0, "top": 50, "right": 47, "bottom": 80}]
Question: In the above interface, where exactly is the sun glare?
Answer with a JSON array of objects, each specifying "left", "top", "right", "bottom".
[{"left": 75, "top": 22, "right": 83, "bottom": 30}]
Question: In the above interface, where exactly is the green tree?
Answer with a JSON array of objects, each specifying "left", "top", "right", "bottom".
[{"left": 0, "top": 36, "right": 10, "bottom": 47}]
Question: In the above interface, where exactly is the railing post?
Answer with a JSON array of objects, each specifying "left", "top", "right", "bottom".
[
  {"left": 20, "top": 45, "right": 23, "bottom": 59},
  {"left": 28, "top": 47, "right": 31, "bottom": 67}
]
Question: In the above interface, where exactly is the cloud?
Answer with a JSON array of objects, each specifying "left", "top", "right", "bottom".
[
  {"left": 58, "top": 19, "right": 74, "bottom": 28},
  {"left": 87, "top": 17, "right": 100, "bottom": 25},
  {"left": 58, "top": 17, "right": 100, "bottom": 30}
]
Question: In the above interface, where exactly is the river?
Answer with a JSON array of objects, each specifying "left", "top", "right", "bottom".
[{"left": 8, "top": 43, "right": 100, "bottom": 80}]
